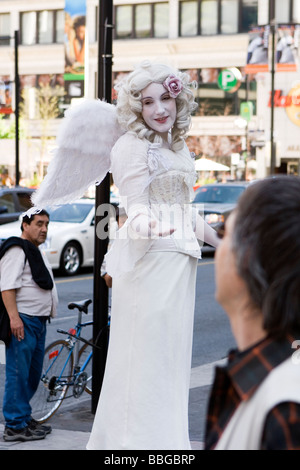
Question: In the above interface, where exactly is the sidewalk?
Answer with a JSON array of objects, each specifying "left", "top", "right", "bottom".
[
  {"left": 0, "top": 400, "right": 202, "bottom": 450},
  {"left": 0, "top": 398, "right": 203, "bottom": 451},
  {"left": 0, "top": 360, "right": 223, "bottom": 450},
  {"left": 0, "top": 398, "right": 93, "bottom": 450},
  {"left": 0, "top": 428, "right": 203, "bottom": 451},
  {"left": 0, "top": 425, "right": 90, "bottom": 450}
]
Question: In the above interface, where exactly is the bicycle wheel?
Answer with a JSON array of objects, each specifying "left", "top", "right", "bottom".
[
  {"left": 30, "top": 340, "right": 74, "bottom": 423},
  {"left": 78, "top": 339, "right": 93, "bottom": 395}
]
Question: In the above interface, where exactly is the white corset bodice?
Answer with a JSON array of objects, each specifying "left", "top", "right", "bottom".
[
  {"left": 105, "top": 133, "right": 201, "bottom": 277},
  {"left": 149, "top": 170, "right": 193, "bottom": 207}
]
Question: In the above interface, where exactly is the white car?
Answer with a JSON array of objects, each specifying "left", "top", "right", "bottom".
[{"left": 0, "top": 199, "right": 110, "bottom": 276}]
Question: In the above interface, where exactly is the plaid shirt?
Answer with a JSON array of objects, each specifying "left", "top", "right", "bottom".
[{"left": 205, "top": 333, "right": 300, "bottom": 450}]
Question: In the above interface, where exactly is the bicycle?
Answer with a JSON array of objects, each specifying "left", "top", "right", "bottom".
[{"left": 30, "top": 298, "right": 109, "bottom": 423}]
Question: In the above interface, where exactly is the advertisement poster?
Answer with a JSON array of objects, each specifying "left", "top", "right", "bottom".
[
  {"left": 245, "top": 26, "right": 270, "bottom": 74},
  {"left": 276, "top": 25, "right": 300, "bottom": 72},
  {"left": 64, "top": 0, "right": 86, "bottom": 101},
  {"left": 0, "top": 77, "right": 12, "bottom": 116}
]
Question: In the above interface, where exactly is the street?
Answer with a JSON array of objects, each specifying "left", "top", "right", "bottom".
[{"left": 0, "top": 254, "right": 235, "bottom": 444}]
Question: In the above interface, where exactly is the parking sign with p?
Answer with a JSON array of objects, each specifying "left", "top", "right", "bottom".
[{"left": 217, "top": 67, "right": 242, "bottom": 93}]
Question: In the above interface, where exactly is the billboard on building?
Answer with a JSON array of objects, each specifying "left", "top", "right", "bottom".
[
  {"left": 276, "top": 25, "right": 300, "bottom": 72},
  {"left": 64, "top": 0, "right": 86, "bottom": 101},
  {"left": 0, "top": 77, "right": 12, "bottom": 116},
  {"left": 245, "top": 26, "right": 269, "bottom": 74}
]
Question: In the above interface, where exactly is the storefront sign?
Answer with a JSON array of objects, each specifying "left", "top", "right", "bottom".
[
  {"left": 268, "top": 84, "right": 300, "bottom": 127},
  {"left": 240, "top": 101, "right": 253, "bottom": 122},
  {"left": 217, "top": 68, "right": 242, "bottom": 93}
]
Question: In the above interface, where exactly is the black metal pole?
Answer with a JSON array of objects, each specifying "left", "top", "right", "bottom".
[
  {"left": 92, "top": 0, "right": 113, "bottom": 414},
  {"left": 270, "top": 20, "right": 276, "bottom": 175},
  {"left": 14, "top": 30, "right": 20, "bottom": 186}
]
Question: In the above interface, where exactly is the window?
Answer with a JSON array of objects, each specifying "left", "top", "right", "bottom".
[
  {"left": 0, "top": 13, "right": 10, "bottom": 45},
  {"left": 270, "top": 0, "right": 300, "bottom": 22},
  {"left": 0, "top": 193, "right": 14, "bottom": 214},
  {"left": 115, "top": 3, "right": 169, "bottom": 39},
  {"left": 38, "top": 10, "right": 53, "bottom": 44},
  {"left": 17, "top": 193, "right": 33, "bottom": 211},
  {"left": 241, "top": 0, "right": 258, "bottom": 32},
  {"left": 191, "top": 67, "right": 256, "bottom": 117},
  {"left": 193, "top": 185, "right": 245, "bottom": 203},
  {"left": 293, "top": 0, "right": 300, "bottom": 21},
  {"left": 21, "top": 12, "right": 37, "bottom": 45},
  {"left": 181, "top": 1, "right": 198, "bottom": 36},
  {"left": 201, "top": 0, "right": 218, "bottom": 35},
  {"left": 115, "top": 5, "right": 132, "bottom": 39},
  {"left": 180, "top": 0, "right": 258, "bottom": 36},
  {"left": 20, "top": 10, "right": 64, "bottom": 45},
  {"left": 56, "top": 10, "right": 65, "bottom": 43},
  {"left": 47, "top": 203, "right": 94, "bottom": 223},
  {"left": 275, "top": 0, "right": 289, "bottom": 23},
  {"left": 221, "top": 0, "right": 238, "bottom": 34},
  {"left": 135, "top": 4, "right": 151, "bottom": 38},
  {"left": 154, "top": 3, "right": 169, "bottom": 38}
]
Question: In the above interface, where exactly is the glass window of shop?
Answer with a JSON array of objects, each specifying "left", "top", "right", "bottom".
[
  {"left": 221, "top": 0, "right": 238, "bottom": 34},
  {"left": 19, "top": 74, "right": 64, "bottom": 119},
  {"left": 189, "top": 68, "right": 256, "bottom": 117},
  {"left": 38, "top": 11, "right": 53, "bottom": 44},
  {"left": 181, "top": 1, "right": 198, "bottom": 36},
  {"left": 201, "top": 0, "right": 218, "bottom": 35},
  {"left": 154, "top": 3, "right": 169, "bottom": 38},
  {"left": 135, "top": 4, "right": 151, "bottom": 38},
  {"left": 0, "top": 13, "right": 10, "bottom": 45}
]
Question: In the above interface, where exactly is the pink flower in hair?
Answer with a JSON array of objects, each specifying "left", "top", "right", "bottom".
[{"left": 163, "top": 75, "right": 183, "bottom": 98}]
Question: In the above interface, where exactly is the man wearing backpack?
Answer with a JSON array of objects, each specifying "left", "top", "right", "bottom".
[{"left": 0, "top": 209, "right": 58, "bottom": 442}]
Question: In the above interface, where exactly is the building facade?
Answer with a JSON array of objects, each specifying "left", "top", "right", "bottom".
[{"left": 0, "top": 0, "right": 300, "bottom": 183}]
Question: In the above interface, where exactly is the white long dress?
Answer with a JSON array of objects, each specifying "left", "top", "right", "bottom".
[{"left": 86, "top": 133, "right": 202, "bottom": 450}]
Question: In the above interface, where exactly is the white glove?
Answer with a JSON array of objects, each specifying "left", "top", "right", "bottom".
[{"left": 129, "top": 213, "right": 175, "bottom": 239}]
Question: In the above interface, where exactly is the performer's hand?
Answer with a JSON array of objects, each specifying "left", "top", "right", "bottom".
[{"left": 130, "top": 214, "right": 175, "bottom": 239}]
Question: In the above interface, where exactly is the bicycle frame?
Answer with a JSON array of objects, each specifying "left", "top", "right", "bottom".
[
  {"left": 31, "top": 299, "right": 109, "bottom": 422},
  {"left": 44, "top": 343, "right": 73, "bottom": 388},
  {"left": 54, "top": 311, "right": 94, "bottom": 389}
]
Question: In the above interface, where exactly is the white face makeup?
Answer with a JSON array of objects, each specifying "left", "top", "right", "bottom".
[{"left": 141, "top": 82, "right": 177, "bottom": 140}]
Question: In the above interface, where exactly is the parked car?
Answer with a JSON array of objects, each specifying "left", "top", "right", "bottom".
[
  {"left": 0, "top": 186, "right": 34, "bottom": 224},
  {"left": 191, "top": 182, "right": 250, "bottom": 245},
  {"left": 0, "top": 199, "right": 117, "bottom": 276}
]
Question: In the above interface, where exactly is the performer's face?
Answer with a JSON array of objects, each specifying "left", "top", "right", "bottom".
[{"left": 141, "top": 82, "right": 177, "bottom": 140}]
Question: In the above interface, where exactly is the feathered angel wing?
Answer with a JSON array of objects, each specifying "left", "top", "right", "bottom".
[{"left": 32, "top": 99, "right": 124, "bottom": 207}]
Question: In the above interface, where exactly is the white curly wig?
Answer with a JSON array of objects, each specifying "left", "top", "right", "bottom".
[{"left": 115, "top": 61, "right": 198, "bottom": 151}]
